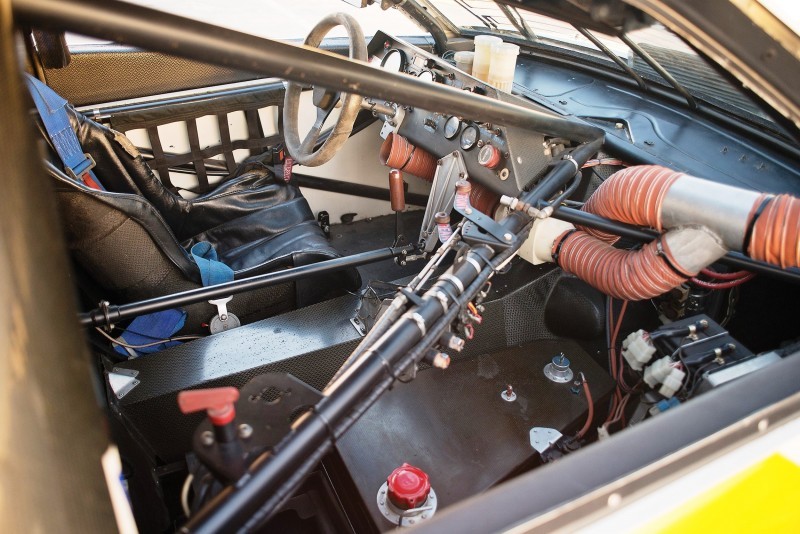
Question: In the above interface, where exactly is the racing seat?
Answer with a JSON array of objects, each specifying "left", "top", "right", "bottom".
[{"left": 35, "top": 81, "right": 360, "bottom": 333}]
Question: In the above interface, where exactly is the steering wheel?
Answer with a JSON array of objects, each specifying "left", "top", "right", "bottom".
[{"left": 283, "top": 13, "right": 367, "bottom": 166}]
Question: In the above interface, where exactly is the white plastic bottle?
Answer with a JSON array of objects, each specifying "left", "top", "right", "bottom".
[
  {"left": 472, "top": 35, "right": 502, "bottom": 82},
  {"left": 488, "top": 42, "right": 520, "bottom": 92}
]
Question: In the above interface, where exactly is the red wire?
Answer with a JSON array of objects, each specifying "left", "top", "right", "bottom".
[
  {"left": 576, "top": 376, "right": 594, "bottom": 439},
  {"left": 690, "top": 273, "right": 756, "bottom": 289},
  {"left": 605, "top": 299, "right": 629, "bottom": 424},
  {"left": 699, "top": 268, "right": 751, "bottom": 280}
]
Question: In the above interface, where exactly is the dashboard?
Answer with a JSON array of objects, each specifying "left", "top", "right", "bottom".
[{"left": 367, "top": 31, "right": 558, "bottom": 198}]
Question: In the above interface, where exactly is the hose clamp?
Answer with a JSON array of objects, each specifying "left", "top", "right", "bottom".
[
  {"left": 463, "top": 255, "right": 483, "bottom": 275},
  {"left": 406, "top": 311, "right": 427, "bottom": 337},
  {"left": 433, "top": 290, "right": 449, "bottom": 313},
  {"left": 441, "top": 273, "right": 465, "bottom": 293},
  {"left": 562, "top": 154, "right": 580, "bottom": 174}
]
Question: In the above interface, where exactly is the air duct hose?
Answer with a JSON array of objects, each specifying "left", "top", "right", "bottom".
[
  {"left": 539, "top": 165, "right": 800, "bottom": 300},
  {"left": 379, "top": 132, "right": 499, "bottom": 215},
  {"left": 379, "top": 132, "right": 437, "bottom": 182}
]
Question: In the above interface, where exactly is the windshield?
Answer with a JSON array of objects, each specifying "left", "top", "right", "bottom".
[
  {"left": 67, "top": 0, "right": 425, "bottom": 45},
  {"left": 424, "top": 0, "right": 776, "bottom": 126}
]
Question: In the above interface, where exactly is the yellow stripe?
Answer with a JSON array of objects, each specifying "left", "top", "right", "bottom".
[{"left": 643, "top": 454, "right": 800, "bottom": 533}]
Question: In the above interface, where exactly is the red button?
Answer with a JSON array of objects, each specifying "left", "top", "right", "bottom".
[
  {"left": 387, "top": 463, "right": 431, "bottom": 510},
  {"left": 478, "top": 144, "right": 502, "bottom": 169}
]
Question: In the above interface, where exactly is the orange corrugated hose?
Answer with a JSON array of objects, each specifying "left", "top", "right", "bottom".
[
  {"left": 379, "top": 133, "right": 437, "bottom": 182},
  {"left": 580, "top": 165, "right": 683, "bottom": 242},
  {"left": 748, "top": 194, "right": 800, "bottom": 269},
  {"left": 554, "top": 231, "right": 690, "bottom": 300}
]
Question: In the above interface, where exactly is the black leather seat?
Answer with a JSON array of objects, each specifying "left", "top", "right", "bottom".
[{"left": 44, "top": 104, "right": 360, "bottom": 333}]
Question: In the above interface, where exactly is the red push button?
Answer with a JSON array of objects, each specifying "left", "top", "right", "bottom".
[
  {"left": 387, "top": 463, "right": 431, "bottom": 510},
  {"left": 478, "top": 143, "right": 502, "bottom": 169}
]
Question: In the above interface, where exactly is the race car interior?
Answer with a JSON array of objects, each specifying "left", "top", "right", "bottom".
[{"left": 7, "top": 0, "right": 800, "bottom": 532}]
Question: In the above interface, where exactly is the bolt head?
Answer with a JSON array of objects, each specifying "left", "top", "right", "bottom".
[
  {"left": 503, "top": 233, "right": 513, "bottom": 241},
  {"left": 238, "top": 423, "right": 253, "bottom": 440},
  {"left": 201, "top": 431, "right": 214, "bottom": 447}
]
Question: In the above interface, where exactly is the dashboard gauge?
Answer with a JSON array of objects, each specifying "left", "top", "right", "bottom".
[
  {"left": 444, "top": 116, "right": 461, "bottom": 140},
  {"left": 417, "top": 70, "right": 436, "bottom": 83},
  {"left": 460, "top": 125, "right": 479, "bottom": 150},
  {"left": 381, "top": 49, "right": 407, "bottom": 72}
]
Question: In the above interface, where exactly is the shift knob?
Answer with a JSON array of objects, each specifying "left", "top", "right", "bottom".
[{"left": 389, "top": 169, "right": 406, "bottom": 212}]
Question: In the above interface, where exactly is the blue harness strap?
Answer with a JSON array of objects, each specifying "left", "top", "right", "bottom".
[
  {"left": 190, "top": 242, "right": 235, "bottom": 286},
  {"left": 25, "top": 74, "right": 105, "bottom": 190}
]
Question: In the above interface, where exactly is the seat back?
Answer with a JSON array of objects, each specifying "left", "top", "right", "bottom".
[{"left": 40, "top": 93, "right": 358, "bottom": 333}]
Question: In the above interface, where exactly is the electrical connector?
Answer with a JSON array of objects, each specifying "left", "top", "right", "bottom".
[
  {"left": 648, "top": 397, "right": 681, "bottom": 416},
  {"left": 659, "top": 367, "right": 686, "bottom": 398},
  {"left": 643, "top": 356, "right": 672, "bottom": 388},
  {"left": 621, "top": 330, "right": 657, "bottom": 371}
]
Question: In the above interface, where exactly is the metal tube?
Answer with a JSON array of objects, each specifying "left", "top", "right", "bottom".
[
  {"left": 553, "top": 207, "right": 800, "bottom": 283},
  {"left": 661, "top": 174, "right": 762, "bottom": 251},
  {"left": 12, "top": 0, "right": 603, "bottom": 141},
  {"left": 619, "top": 33, "right": 698, "bottom": 110},
  {"left": 80, "top": 246, "right": 410, "bottom": 327},
  {"left": 574, "top": 27, "right": 648, "bottom": 91},
  {"left": 0, "top": 1, "right": 115, "bottom": 528}
]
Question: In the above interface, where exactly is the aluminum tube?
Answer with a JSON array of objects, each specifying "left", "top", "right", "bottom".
[
  {"left": 12, "top": 0, "right": 603, "bottom": 141},
  {"left": 661, "top": 175, "right": 762, "bottom": 250}
]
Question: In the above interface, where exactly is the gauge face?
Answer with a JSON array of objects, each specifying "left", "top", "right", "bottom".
[
  {"left": 381, "top": 49, "right": 406, "bottom": 72},
  {"left": 417, "top": 70, "right": 435, "bottom": 83},
  {"left": 460, "top": 125, "right": 479, "bottom": 150},
  {"left": 444, "top": 116, "right": 461, "bottom": 140}
]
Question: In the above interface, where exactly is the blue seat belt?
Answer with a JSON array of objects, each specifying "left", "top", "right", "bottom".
[
  {"left": 114, "top": 242, "right": 233, "bottom": 358},
  {"left": 25, "top": 74, "right": 106, "bottom": 191}
]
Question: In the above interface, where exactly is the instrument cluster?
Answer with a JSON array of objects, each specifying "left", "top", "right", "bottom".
[{"left": 368, "top": 32, "right": 552, "bottom": 197}]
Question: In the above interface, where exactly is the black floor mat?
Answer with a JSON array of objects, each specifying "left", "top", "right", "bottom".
[{"left": 329, "top": 211, "right": 425, "bottom": 289}]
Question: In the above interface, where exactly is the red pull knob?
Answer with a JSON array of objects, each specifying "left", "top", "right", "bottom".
[{"left": 177, "top": 387, "right": 239, "bottom": 426}]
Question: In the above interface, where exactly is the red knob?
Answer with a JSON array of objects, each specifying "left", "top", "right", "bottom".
[
  {"left": 478, "top": 144, "right": 502, "bottom": 169},
  {"left": 177, "top": 387, "right": 239, "bottom": 426},
  {"left": 387, "top": 463, "right": 431, "bottom": 510}
]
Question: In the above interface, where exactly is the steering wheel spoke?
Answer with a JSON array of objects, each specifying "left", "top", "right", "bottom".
[{"left": 283, "top": 13, "right": 367, "bottom": 167}]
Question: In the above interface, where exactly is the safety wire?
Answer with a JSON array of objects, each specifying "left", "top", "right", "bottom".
[{"left": 95, "top": 326, "right": 204, "bottom": 349}]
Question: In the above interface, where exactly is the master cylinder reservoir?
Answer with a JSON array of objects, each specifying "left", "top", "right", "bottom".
[
  {"left": 488, "top": 42, "right": 520, "bottom": 92},
  {"left": 472, "top": 35, "right": 502, "bottom": 81}
]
